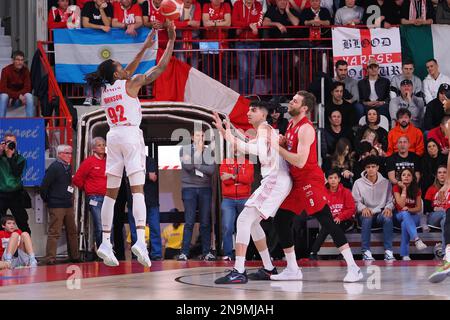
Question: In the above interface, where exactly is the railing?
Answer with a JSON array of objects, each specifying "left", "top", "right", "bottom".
[
  {"left": 45, "top": 25, "right": 343, "bottom": 100},
  {"left": 37, "top": 41, "right": 73, "bottom": 152}
]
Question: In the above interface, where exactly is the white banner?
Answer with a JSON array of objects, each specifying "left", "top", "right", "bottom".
[{"left": 332, "top": 27, "right": 402, "bottom": 80}]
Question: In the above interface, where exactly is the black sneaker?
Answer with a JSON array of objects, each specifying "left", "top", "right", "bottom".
[
  {"left": 214, "top": 269, "right": 248, "bottom": 284},
  {"left": 248, "top": 267, "right": 278, "bottom": 280}
]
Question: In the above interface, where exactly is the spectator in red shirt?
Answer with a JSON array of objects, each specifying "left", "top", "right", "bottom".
[
  {"left": 232, "top": 0, "right": 263, "bottom": 95},
  {"left": 427, "top": 115, "right": 450, "bottom": 154},
  {"left": 0, "top": 216, "right": 37, "bottom": 268},
  {"left": 393, "top": 167, "right": 427, "bottom": 260},
  {"left": 112, "top": 0, "right": 144, "bottom": 36},
  {"left": 77, "top": 0, "right": 92, "bottom": 9},
  {"left": 73, "top": 137, "right": 106, "bottom": 249},
  {"left": 219, "top": 151, "right": 254, "bottom": 260},
  {"left": 202, "top": 0, "right": 231, "bottom": 82},
  {"left": 142, "top": 0, "right": 170, "bottom": 48},
  {"left": 48, "top": 0, "right": 81, "bottom": 33},
  {"left": 174, "top": 0, "right": 202, "bottom": 69},
  {"left": 0, "top": 51, "right": 34, "bottom": 117},
  {"left": 425, "top": 165, "right": 448, "bottom": 249},
  {"left": 309, "top": 169, "right": 355, "bottom": 260}
]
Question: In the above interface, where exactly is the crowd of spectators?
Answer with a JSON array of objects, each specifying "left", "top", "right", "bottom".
[
  {"left": 318, "top": 55, "right": 450, "bottom": 260},
  {"left": 3, "top": 0, "right": 450, "bottom": 264}
]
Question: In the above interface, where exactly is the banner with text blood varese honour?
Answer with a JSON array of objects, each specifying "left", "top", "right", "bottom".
[{"left": 332, "top": 27, "right": 402, "bottom": 80}]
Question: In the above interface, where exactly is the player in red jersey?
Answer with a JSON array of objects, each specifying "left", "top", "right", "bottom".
[
  {"left": 429, "top": 90, "right": 450, "bottom": 283},
  {"left": 271, "top": 90, "right": 363, "bottom": 283}
]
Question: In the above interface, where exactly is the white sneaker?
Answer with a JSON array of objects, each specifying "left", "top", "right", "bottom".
[
  {"left": 83, "top": 97, "right": 93, "bottom": 106},
  {"left": 270, "top": 268, "right": 303, "bottom": 281},
  {"left": 384, "top": 250, "right": 396, "bottom": 261},
  {"left": 362, "top": 250, "right": 375, "bottom": 261},
  {"left": 97, "top": 243, "right": 119, "bottom": 267},
  {"left": 415, "top": 239, "right": 427, "bottom": 251},
  {"left": 343, "top": 266, "right": 363, "bottom": 283},
  {"left": 131, "top": 241, "right": 152, "bottom": 267},
  {"left": 402, "top": 256, "right": 411, "bottom": 261}
]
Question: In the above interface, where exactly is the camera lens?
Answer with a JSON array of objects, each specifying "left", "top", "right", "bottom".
[{"left": 7, "top": 141, "right": 16, "bottom": 150}]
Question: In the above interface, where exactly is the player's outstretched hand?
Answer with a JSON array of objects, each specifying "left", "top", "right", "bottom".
[
  {"left": 167, "top": 20, "right": 176, "bottom": 41},
  {"left": 212, "top": 112, "right": 225, "bottom": 136},
  {"left": 143, "top": 28, "right": 157, "bottom": 49}
]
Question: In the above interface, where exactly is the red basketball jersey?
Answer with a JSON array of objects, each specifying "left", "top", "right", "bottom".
[
  {"left": 285, "top": 116, "right": 324, "bottom": 181},
  {"left": 147, "top": 0, "right": 169, "bottom": 48}
]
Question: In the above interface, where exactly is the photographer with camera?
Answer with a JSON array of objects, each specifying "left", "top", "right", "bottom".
[{"left": 0, "top": 132, "right": 31, "bottom": 234}]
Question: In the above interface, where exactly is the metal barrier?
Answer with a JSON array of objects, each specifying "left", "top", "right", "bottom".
[
  {"left": 45, "top": 25, "right": 343, "bottom": 100},
  {"left": 37, "top": 41, "right": 73, "bottom": 151}
]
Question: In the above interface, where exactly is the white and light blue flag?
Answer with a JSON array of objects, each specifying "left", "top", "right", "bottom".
[{"left": 53, "top": 28, "right": 157, "bottom": 83}]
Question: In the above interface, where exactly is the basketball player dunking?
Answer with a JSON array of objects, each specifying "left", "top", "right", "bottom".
[
  {"left": 271, "top": 91, "right": 363, "bottom": 282},
  {"left": 85, "top": 23, "right": 176, "bottom": 267}
]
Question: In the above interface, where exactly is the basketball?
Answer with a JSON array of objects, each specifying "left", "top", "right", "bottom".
[{"left": 160, "top": 0, "right": 184, "bottom": 20}]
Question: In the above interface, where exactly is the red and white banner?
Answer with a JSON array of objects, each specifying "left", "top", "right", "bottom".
[
  {"left": 332, "top": 27, "right": 402, "bottom": 80},
  {"left": 153, "top": 54, "right": 252, "bottom": 131}
]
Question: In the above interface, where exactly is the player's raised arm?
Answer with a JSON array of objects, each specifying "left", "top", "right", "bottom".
[
  {"left": 143, "top": 21, "right": 176, "bottom": 84},
  {"left": 124, "top": 28, "right": 157, "bottom": 75},
  {"left": 212, "top": 112, "right": 259, "bottom": 156},
  {"left": 278, "top": 123, "right": 315, "bottom": 168}
]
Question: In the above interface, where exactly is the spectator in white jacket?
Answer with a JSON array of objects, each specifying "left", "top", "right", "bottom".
[{"left": 423, "top": 59, "right": 450, "bottom": 104}]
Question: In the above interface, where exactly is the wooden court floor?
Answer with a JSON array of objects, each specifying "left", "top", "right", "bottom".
[{"left": 0, "top": 260, "right": 449, "bottom": 300}]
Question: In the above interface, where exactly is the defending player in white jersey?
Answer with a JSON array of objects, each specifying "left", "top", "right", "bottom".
[
  {"left": 212, "top": 101, "right": 293, "bottom": 284},
  {"left": 85, "top": 23, "right": 176, "bottom": 267}
]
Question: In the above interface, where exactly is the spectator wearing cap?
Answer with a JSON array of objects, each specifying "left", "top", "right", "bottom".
[
  {"left": 389, "top": 60, "right": 423, "bottom": 99},
  {"left": 352, "top": 155, "right": 395, "bottom": 261},
  {"left": 389, "top": 79, "right": 424, "bottom": 129},
  {"left": 423, "top": 59, "right": 450, "bottom": 104},
  {"left": 386, "top": 108, "right": 424, "bottom": 157},
  {"left": 424, "top": 83, "right": 450, "bottom": 131},
  {"left": 334, "top": 0, "right": 364, "bottom": 25},
  {"left": 0, "top": 50, "right": 34, "bottom": 117},
  {"left": 358, "top": 58, "right": 391, "bottom": 121}
]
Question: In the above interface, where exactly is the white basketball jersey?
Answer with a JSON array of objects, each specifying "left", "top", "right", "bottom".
[{"left": 101, "top": 79, "right": 142, "bottom": 127}]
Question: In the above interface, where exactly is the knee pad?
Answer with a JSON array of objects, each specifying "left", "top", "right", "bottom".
[
  {"left": 250, "top": 220, "right": 266, "bottom": 242},
  {"left": 235, "top": 207, "right": 260, "bottom": 245},
  {"left": 128, "top": 170, "right": 145, "bottom": 186},
  {"left": 106, "top": 174, "right": 122, "bottom": 189}
]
